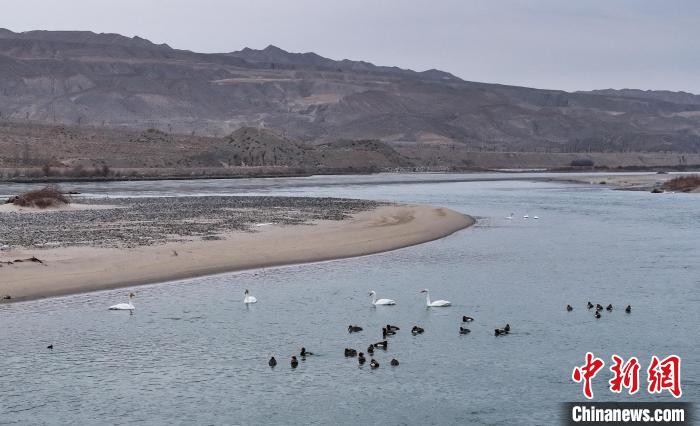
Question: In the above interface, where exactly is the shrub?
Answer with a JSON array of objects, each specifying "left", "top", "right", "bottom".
[
  {"left": 663, "top": 175, "right": 700, "bottom": 192},
  {"left": 9, "top": 185, "right": 69, "bottom": 208}
]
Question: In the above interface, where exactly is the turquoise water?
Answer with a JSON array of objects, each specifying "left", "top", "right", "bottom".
[{"left": 1, "top": 175, "right": 698, "bottom": 425}]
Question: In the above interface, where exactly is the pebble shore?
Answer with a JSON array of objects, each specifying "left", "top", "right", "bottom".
[{"left": 0, "top": 196, "right": 383, "bottom": 249}]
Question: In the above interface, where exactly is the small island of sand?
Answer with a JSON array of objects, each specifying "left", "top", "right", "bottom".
[{"left": 0, "top": 195, "right": 473, "bottom": 302}]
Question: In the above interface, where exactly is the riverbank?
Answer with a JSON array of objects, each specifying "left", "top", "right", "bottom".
[
  {"left": 540, "top": 172, "right": 700, "bottom": 192},
  {"left": 0, "top": 204, "right": 473, "bottom": 302}
]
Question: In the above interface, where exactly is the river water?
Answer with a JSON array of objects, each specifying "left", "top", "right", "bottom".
[{"left": 0, "top": 174, "right": 698, "bottom": 425}]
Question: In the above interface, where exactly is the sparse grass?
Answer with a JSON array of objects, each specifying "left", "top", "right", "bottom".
[
  {"left": 9, "top": 185, "right": 70, "bottom": 209},
  {"left": 663, "top": 175, "right": 700, "bottom": 192}
]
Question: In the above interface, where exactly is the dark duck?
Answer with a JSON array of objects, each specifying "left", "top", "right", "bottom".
[
  {"left": 411, "top": 326, "right": 425, "bottom": 335},
  {"left": 348, "top": 325, "right": 363, "bottom": 333}
]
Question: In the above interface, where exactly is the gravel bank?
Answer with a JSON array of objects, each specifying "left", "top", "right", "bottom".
[{"left": 0, "top": 196, "right": 383, "bottom": 249}]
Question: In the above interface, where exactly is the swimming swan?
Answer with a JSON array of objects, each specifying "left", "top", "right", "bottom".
[
  {"left": 243, "top": 289, "right": 257, "bottom": 304},
  {"left": 369, "top": 290, "right": 396, "bottom": 306},
  {"left": 109, "top": 293, "right": 135, "bottom": 312},
  {"left": 420, "top": 289, "right": 451, "bottom": 307}
]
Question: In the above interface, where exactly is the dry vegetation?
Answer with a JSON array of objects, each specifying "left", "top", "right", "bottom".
[
  {"left": 6, "top": 185, "right": 70, "bottom": 208},
  {"left": 663, "top": 175, "right": 700, "bottom": 192}
]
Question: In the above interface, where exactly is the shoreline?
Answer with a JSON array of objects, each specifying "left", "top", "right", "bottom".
[
  {"left": 0, "top": 204, "right": 474, "bottom": 303},
  {"left": 2, "top": 166, "right": 700, "bottom": 185},
  {"left": 538, "top": 172, "right": 699, "bottom": 192}
]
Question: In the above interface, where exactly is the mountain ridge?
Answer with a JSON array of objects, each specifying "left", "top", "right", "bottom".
[{"left": 0, "top": 27, "right": 699, "bottom": 164}]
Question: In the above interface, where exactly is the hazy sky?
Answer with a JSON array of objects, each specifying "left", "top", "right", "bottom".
[{"left": 2, "top": 0, "right": 699, "bottom": 93}]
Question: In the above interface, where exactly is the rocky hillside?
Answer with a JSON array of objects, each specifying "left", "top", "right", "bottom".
[
  {"left": 0, "top": 28, "right": 699, "bottom": 158},
  {"left": 0, "top": 121, "right": 413, "bottom": 176}
]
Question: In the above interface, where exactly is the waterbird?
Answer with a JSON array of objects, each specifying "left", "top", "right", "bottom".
[
  {"left": 495, "top": 324, "right": 510, "bottom": 335},
  {"left": 373, "top": 340, "right": 388, "bottom": 350},
  {"left": 367, "top": 345, "right": 374, "bottom": 355},
  {"left": 291, "top": 356, "right": 298, "bottom": 368},
  {"left": 587, "top": 301, "right": 594, "bottom": 310},
  {"left": 533, "top": 216, "right": 540, "bottom": 219},
  {"left": 344, "top": 348, "right": 357, "bottom": 357},
  {"left": 506, "top": 213, "right": 514, "bottom": 220},
  {"left": 268, "top": 356, "right": 277, "bottom": 367},
  {"left": 47, "top": 344, "right": 53, "bottom": 350},
  {"left": 109, "top": 292, "right": 135, "bottom": 312},
  {"left": 348, "top": 325, "right": 363, "bottom": 333},
  {"left": 300, "top": 347, "right": 313, "bottom": 357},
  {"left": 370, "top": 359, "right": 379, "bottom": 369},
  {"left": 358, "top": 352, "right": 366, "bottom": 365},
  {"left": 390, "top": 359, "right": 400, "bottom": 366},
  {"left": 606, "top": 304, "right": 613, "bottom": 312},
  {"left": 459, "top": 327, "right": 471, "bottom": 335},
  {"left": 420, "top": 289, "right": 451, "bottom": 307},
  {"left": 386, "top": 324, "right": 400, "bottom": 332},
  {"left": 566, "top": 304, "right": 573, "bottom": 311},
  {"left": 625, "top": 305, "right": 632, "bottom": 313},
  {"left": 523, "top": 214, "right": 529, "bottom": 219},
  {"left": 411, "top": 326, "right": 425, "bottom": 335},
  {"left": 243, "top": 289, "right": 257, "bottom": 304},
  {"left": 382, "top": 327, "right": 396, "bottom": 337},
  {"left": 596, "top": 304, "right": 604, "bottom": 311},
  {"left": 594, "top": 311, "right": 601, "bottom": 319},
  {"left": 462, "top": 316, "right": 474, "bottom": 322},
  {"left": 369, "top": 290, "right": 396, "bottom": 306}
]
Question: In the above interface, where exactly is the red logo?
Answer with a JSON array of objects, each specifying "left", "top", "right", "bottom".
[
  {"left": 572, "top": 353, "right": 682, "bottom": 399},
  {"left": 647, "top": 355, "right": 682, "bottom": 398},
  {"left": 609, "top": 355, "right": 640, "bottom": 395},
  {"left": 572, "top": 352, "right": 605, "bottom": 399}
]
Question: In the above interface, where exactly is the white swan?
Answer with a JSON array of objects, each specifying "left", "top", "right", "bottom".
[
  {"left": 523, "top": 214, "right": 529, "bottom": 219},
  {"left": 506, "top": 213, "right": 514, "bottom": 220},
  {"left": 533, "top": 215, "right": 540, "bottom": 219},
  {"left": 420, "top": 289, "right": 451, "bottom": 307},
  {"left": 109, "top": 293, "right": 135, "bottom": 312},
  {"left": 243, "top": 289, "right": 257, "bottom": 304},
  {"left": 369, "top": 290, "right": 396, "bottom": 306}
]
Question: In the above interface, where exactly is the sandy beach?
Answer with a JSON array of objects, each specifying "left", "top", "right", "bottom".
[{"left": 0, "top": 204, "right": 473, "bottom": 302}]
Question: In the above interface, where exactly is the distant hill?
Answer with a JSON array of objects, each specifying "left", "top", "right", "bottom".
[
  {"left": 582, "top": 89, "right": 700, "bottom": 106},
  {"left": 227, "top": 45, "right": 461, "bottom": 82},
  {"left": 0, "top": 121, "right": 415, "bottom": 176},
  {"left": 2, "top": 120, "right": 697, "bottom": 179},
  {"left": 0, "top": 27, "right": 699, "bottom": 175},
  {"left": 190, "top": 127, "right": 314, "bottom": 168}
]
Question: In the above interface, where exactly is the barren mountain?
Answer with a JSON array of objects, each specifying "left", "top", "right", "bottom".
[
  {"left": 0, "top": 120, "right": 415, "bottom": 177},
  {"left": 0, "top": 28, "right": 699, "bottom": 175}
]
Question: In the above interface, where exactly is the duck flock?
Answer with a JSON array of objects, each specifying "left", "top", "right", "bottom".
[
  {"left": 267, "top": 316, "right": 498, "bottom": 370},
  {"left": 573, "top": 302, "right": 632, "bottom": 318},
  {"left": 263, "top": 289, "right": 514, "bottom": 370},
  {"left": 264, "top": 299, "right": 633, "bottom": 369}
]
